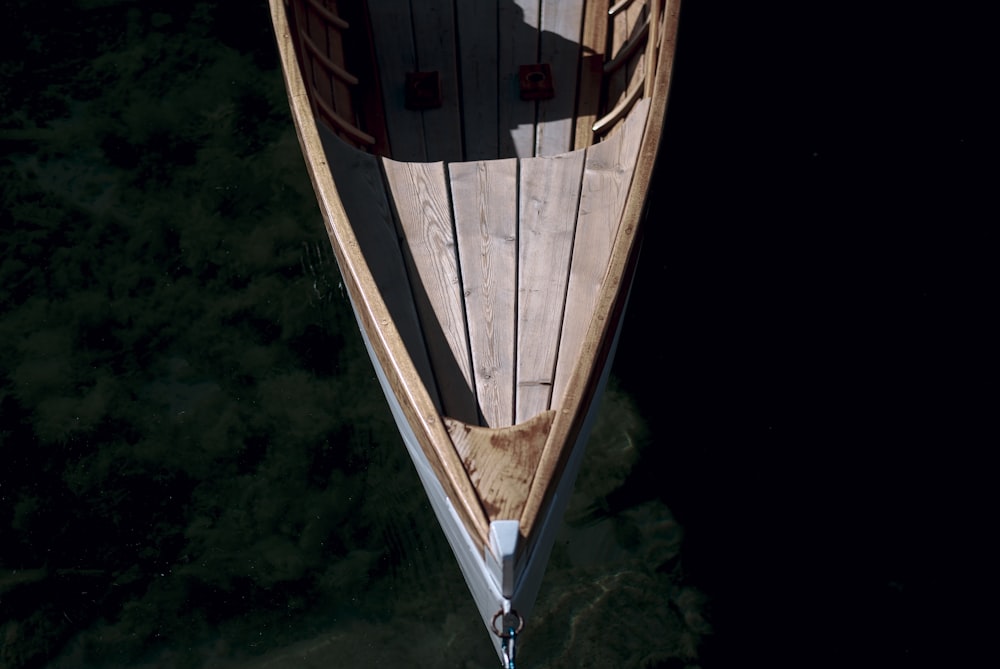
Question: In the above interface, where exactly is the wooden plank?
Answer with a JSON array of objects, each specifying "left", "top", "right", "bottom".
[
  {"left": 382, "top": 158, "right": 479, "bottom": 425},
  {"left": 574, "top": 0, "right": 610, "bottom": 150},
  {"left": 317, "top": 127, "right": 442, "bottom": 411},
  {"left": 515, "top": 149, "right": 586, "bottom": 422},
  {"left": 515, "top": 0, "right": 681, "bottom": 546},
  {"left": 450, "top": 159, "right": 519, "bottom": 428},
  {"left": 498, "top": 0, "right": 540, "bottom": 158},
  {"left": 552, "top": 98, "right": 649, "bottom": 406},
  {"left": 366, "top": 0, "right": 426, "bottom": 160},
  {"left": 411, "top": 0, "right": 464, "bottom": 162},
  {"left": 535, "top": 0, "right": 585, "bottom": 156},
  {"left": 446, "top": 410, "right": 555, "bottom": 520},
  {"left": 455, "top": 0, "right": 499, "bottom": 160}
]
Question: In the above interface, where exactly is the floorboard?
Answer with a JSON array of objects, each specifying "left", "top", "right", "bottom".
[
  {"left": 382, "top": 158, "right": 479, "bottom": 424},
  {"left": 450, "top": 158, "right": 519, "bottom": 427},
  {"left": 552, "top": 99, "right": 649, "bottom": 405},
  {"left": 515, "top": 149, "right": 586, "bottom": 422}
]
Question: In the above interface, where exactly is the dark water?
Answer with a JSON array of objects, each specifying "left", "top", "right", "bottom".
[
  {"left": 1, "top": 1, "right": 985, "bottom": 668},
  {"left": 1, "top": 2, "right": 700, "bottom": 668}
]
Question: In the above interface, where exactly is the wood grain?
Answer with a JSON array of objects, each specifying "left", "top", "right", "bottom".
[
  {"left": 318, "top": 128, "right": 443, "bottom": 413},
  {"left": 450, "top": 159, "right": 519, "bottom": 428},
  {"left": 382, "top": 158, "right": 479, "bottom": 425},
  {"left": 515, "top": 149, "right": 586, "bottom": 422},
  {"left": 553, "top": 98, "right": 649, "bottom": 406},
  {"left": 606, "top": 0, "right": 647, "bottom": 133},
  {"left": 574, "top": 0, "right": 609, "bottom": 150},
  {"left": 521, "top": 0, "right": 681, "bottom": 542},
  {"left": 446, "top": 410, "right": 555, "bottom": 521},
  {"left": 535, "top": 0, "right": 585, "bottom": 156}
]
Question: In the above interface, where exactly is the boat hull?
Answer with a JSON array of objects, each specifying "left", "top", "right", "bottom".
[{"left": 347, "top": 253, "right": 634, "bottom": 658}]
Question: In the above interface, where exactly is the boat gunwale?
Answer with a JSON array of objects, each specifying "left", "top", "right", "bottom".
[
  {"left": 269, "top": 0, "right": 492, "bottom": 547},
  {"left": 519, "top": 0, "right": 682, "bottom": 538},
  {"left": 269, "top": 0, "right": 683, "bottom": 550}
]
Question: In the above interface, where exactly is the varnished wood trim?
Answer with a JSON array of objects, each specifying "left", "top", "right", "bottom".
[
  {"left": 313, "top": 90, "right": 376, "bottom": 145},
  {"left": 301, "top": 30, "right": 360, "bottom": 85},
  {"left": 591, "top": 75, "right": 644, "bottom": 134},
  {"left": 603, "top": 14, "right": 649, "bottom": 73},
  {"left": 573, "top": 0, "right": 609, "bottom": 150},
  {"left": 645, "top": 0, "right": 659, "bottom": 98},
  {"left": 304, "top": 0, "right": 349, "bottom": 30},
  {"left": 608, "top": 0, "right": 637, "bottom": 16}
]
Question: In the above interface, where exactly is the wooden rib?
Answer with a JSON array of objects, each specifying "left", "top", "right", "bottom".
[
  {"left": 553, "top": 99, "right": 649, "bottom": 405},
  {"left": 574, "top": 0, "right": 609, "bottom": 150},
  {"left": 446, "top": 410, "right": 555, "bottom": 521},
  {"left": 456, "top": 0, "right": 499, "bottom": 160},
  {"left": 292, "top": 0, "right": 331, "bottom": 121},
  {"left": 623, "top": 1, "right": 649, "bottom": 112},
  {"left": 295, "top": 0, "right": 357, "bottom": 145},
  {"left": 367, "top": 0, "right": 426, "bottom": 160},
  {"left": 499, "top": 0, "right": 541, "bottom": 158},
  {"left": 645, "top": 0, "right": 659, "bottom": 98},
  {"left": 535, "top": 0, "right": 585, "bottom": 157},
  {"left": 341, "top": 0, "right": 391, "bottom": 155},
  {"left": 450, "top": 159, "right": 519, "bottom": 428},
  {"left": 605, "top": 0, "right": 634, "bottom": 108},
  {"left": 305, "top": 0, "right": 349, "bottom": 30},
  {"left": 301, "top": 30, "right": 359, "bottom": 85},
  {"left": 592, "top": 74, "right": 644, "bottom": 134},
  {"left": 608, "top": 0, "right": 637, "bottom": 16},
  {"left": 603, "top": 14, "right": 649, "bottom": 73},
  {"left": 515, "top": 149, "right": 586, "bottom": 423},
  {"left": 313, "top": 93, "right": 376, "bottom": 145},
  {"left": 411, "top": 0, "right": 464, "bottom": 162},
  {"left": 382, "top": 159, "right": 479, "bottom": 425}
]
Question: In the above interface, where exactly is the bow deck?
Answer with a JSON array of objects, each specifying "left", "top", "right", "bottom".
[{"left": 317, "top": 99, "right": 647, "bottom": 522}]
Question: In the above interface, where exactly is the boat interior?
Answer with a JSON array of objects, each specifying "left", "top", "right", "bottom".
[
  {"left": 287, "top": 0, "right": 665, "bottom": 160},
  {"left": 278, "top": 0, "right": 676, "bottom": 525}
]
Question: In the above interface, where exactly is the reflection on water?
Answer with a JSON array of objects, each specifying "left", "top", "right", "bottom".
[{"left": 0, "top": 1, "right": 705, "bottom": 667}]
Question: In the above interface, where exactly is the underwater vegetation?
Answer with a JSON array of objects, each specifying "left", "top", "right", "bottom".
[{"left": 1, "top": 1, "right": 704, "bottom": 667}]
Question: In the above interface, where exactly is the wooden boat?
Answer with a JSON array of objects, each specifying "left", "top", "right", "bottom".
[{"left": 268, "top": 0, "right": 680, "bottom": 663}]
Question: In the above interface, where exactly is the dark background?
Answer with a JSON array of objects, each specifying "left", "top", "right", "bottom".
[
  {"left": 616, "top": 1, "right": 988, "bottom": 666},
  {"left": 2, "top": 1, "right": 988, "bottom": 668}
]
